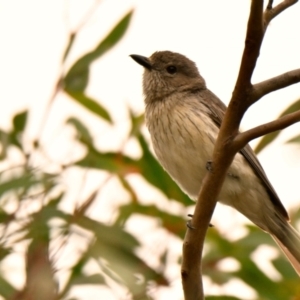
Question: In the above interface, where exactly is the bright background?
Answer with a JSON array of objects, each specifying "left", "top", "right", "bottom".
[{"left": 0, "top": 0, "right": 300, "bottom": 299}]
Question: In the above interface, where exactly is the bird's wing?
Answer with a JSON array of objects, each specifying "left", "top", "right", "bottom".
[{"left": 199, "top": 89, "right": 289, "bottom": 220}]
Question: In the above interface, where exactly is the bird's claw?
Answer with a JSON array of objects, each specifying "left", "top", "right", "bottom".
[
  {"left": 206, "top": 160, "right": 213, "bottom": 172},
  {"left": 187, "top": 214, "right": 214, "bottom": 228}
]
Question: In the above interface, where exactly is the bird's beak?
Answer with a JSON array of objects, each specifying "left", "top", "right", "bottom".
[{"left": 130, "top": 54, "right": 152, "bottom": 70}]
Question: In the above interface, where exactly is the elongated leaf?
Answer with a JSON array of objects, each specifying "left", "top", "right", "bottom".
[
  {"left": 255, "top": 98, "right": 300, "bottom": 154},
  {"left": 0, "top": 275, "right": 16, "bottom": 298},
  {"left": 287, "top": 134, "right": 300, "bottom": 144},
  {"left": 129, "top": 111, "right": 144, "bottom": 137},
  {"left": 0, "top": 173, "right": 38, "bottom": 198},
  {"left": 74, "top": 217, "right": 168, "bottom": 292},
  {"left": 206, "top": 297, "right": 241, "bottom": 300},
  {"left": 117, "top": 203, "right": 186, "bottom": 238},
  {"left": 75, "top": 150, "right": 138, "bottom": 174},
  {"left": 3, "top": 110, "right": 28, "bottom": 151},
  {"left": 13, "top": 110, "right": 28, "bottom": 133},
  {"left": 67, "top": 117, "right": 93, "bottom": 144},
  {"left": 65, "top": 91, "right": 111, "bottom": 122},
  {"left": 59, "top": 246, "right": 107, "bottom": 298},
  {"left": 63, "top": 10, "right": 133, "bottom": 92},
  {"left": 72, "top": 120, "right": 191, "bottom": 205},
  {"left": 62, "top": 33, "right": 76, "bottom": 63}
]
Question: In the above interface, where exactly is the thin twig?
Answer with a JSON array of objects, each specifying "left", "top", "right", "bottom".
[
  {"left": 264, "top": 0, "right": 298, "bottom": 26},
  {"left": 234, "top": 110, "right": 300, "bottom": 151},
  {"left": 252, "top": 68, "right": 300, "bottom": 102},
  {"left": 33, "top": 1, "right": 103, "bottom": 156},
  {"left": 267, "top": 0, "right": 274, "bottom": 9}
]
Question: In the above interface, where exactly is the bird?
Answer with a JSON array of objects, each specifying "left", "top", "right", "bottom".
[{"left": 130, "top": 50, "right": 300, "bottom": 275}]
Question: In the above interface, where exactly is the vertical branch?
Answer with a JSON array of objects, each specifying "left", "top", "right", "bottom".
[{"left": 181, "top": 1, "right": 299, "bottom": 299}]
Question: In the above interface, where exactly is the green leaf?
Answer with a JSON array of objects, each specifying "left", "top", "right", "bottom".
[
  {"left": 203, "top": 225, "right": 300, "bottom": 299},
  {"left": 0, "top": 110, "right": 28, "bottom": 156},
  {"left": 70, "top": 274, "right": 105, "bottom": 286},
  {"left": 206, "top": 297, "right": 241, "bottom": 300},
  {"left": 73, "top": 122, "right": 192, "bottom": 205},
  {"left": 62, "top": 33, "right": 76, "bottom": 63},
  {"left": 0, "top": 275, "right": 16, "bottom": 298},
  {"left": 8, "top": 110, "right": 29, "bottom": 150},
  {"left": 255, "top": 98, "right": 300, "bottom": 154},
  {"left": 117, "top": 203, "right": 186, "bottom": 238},
  {"left": 0, "top": 130, "right": 9, "bottom": 159},
  {"left": 287, "top": 134, "right": 300, "bottom": 144},
  {"left": 75, "top": 150, "right": 137, "bottom": 174},
  {"left": 65, "top": 91, "right": 112, "bottom": 123},
  {"left": 67, "top": 117, "right": 93, "bottom": 144},
  {"left": 58, "top": 245, "right": 107, "bottom": 298},
  {"left": 12, "top": 110, "right": 28, "bottom": 133},
  {"left": 63, "top": 10, "right": 133, "bottom": 92},
  {"left": 129, "top": 111, "right": 144, "bottom": 137},
  {"left": 0, "top": 173, "right": 38, "bottom": 199},
  {"left": 71, "top": 216, "right": 169, "bottom": 293}
]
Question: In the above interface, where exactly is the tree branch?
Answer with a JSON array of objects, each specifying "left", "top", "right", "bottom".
[
  {"left": 234, "top": 0, "right": 264, "bottom": 89},
  {"left": 267, "top": 0, "right": 274, "bottom": 9},
  {"left": 182, "top": 2, "right": 266, "bottom": 300},
  {"left": 252, "top": 68, "right": 300, "bottom": 102},
  {"left": 264, "top": 0, "right": 298, "bottom": 25},
  {"left": 181, "top": 1, "right": 299, "bottom": 299},
  {"left": 234, "top": 110, "right": 300, "bottom": 151}
]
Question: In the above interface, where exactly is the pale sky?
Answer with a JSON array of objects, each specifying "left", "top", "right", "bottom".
[{"left": 0, "top": 0, "right": 300, "bottom": 299}]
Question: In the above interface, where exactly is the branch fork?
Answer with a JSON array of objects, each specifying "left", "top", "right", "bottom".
[{"left": 181, "top": 1, "right": 300, "bottom": 299}]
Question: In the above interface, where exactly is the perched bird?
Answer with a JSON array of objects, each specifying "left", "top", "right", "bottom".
[{"left": 130, "top": 50, "right": 300, "bottom": 275}]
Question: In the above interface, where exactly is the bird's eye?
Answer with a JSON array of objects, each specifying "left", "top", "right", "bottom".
[{"left": 166, "top": 65, "right": 177, "bottom": 74}]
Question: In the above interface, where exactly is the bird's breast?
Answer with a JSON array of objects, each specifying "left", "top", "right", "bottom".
[{"left": 145, "top": 96, "right": 218, "bottom": 199}]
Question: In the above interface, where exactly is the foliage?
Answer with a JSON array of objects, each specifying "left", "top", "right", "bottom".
[
  {"left": 1, "top": 3, "right": 300, "bottom": 300},
  {"left": 254, "top": 98, "right": 300, "bottom": 154}
]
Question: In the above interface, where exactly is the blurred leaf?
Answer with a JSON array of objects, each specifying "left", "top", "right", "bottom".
[
  {"left": 129, "top": 111, "right": 144, "bottom": 137},
  {"left": 65, "top": 91, "right": 112, "bottom": 123},
  {"left": 62, "top": 32, "right": 76, "bottom": 63},
  {"left": 0, "top": 111, "right": 28, "bottom": 155},
  {"left": 0, "top": 168, "right": 56, "bottom": 202},
  {"left": 287, "top": 134, "right": 300, "bottom": 144},
  {"left": 12, "top": 111, "right": 28, "bottom": 134},
  {"left": 203, "top": 225, "right": 300, "bottom": 299},
  {"left": 255, "top": 98, "right": 300, "bottom": 154},
  {"left": 0, "top": 210, "right": 12, "bottom": 225},
  {"left": 0, "top": 172, "right": 39, "bottom": 199},
  {"left": 74, "top": 216, "right": 168, "bottom": 292},
  {"left": 10, "top": 110, "right": 28, "bottom": 150},
  {"left": 206, "top": 297, "right": 241, "bottom": 300},
  {"left": 74, "top": 190, "right": 98, "bottom": 217},
  {"left": 0, "top": 129, "right": 9, "bottom": 159},
  {"left": 72, "top": 118, "right": 192, "bottom": 205},
  {"left": 75, "top": 150, "right": 138, "bottom": 174},
  {"left": 117, "top": 203, "right": 186, "bottom": 238},
  {"left": 118, "top": 176, "right": 138, "bottom": 202},
  {"left": 70, "top": 274, "right": 105, "bottom": 286},
  {"left": 74, "top": 216, "right": 139, "bottom": 250},
  {"left": 63, "top": 10, "right": 133, "bottom": 92},
  {"left": 67, "top": 117, "right": 93, "bottom": 144},
  {"left": 0, "top": 275, "right": 16, "bottom": 298},
  {"left": 0, "top": 244, "right": 11, "bottom": 261},
  {"left": 59, "top": 246, "right": 106, "bottom": 298}
]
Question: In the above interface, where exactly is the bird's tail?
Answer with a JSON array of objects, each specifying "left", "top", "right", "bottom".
[{"left": 269, "top": 217, "right": 300, "bottom": 276}]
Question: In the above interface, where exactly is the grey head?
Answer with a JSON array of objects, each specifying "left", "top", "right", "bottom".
[{"left": 130, "top": 51, "right": 206, "bottom": 103}]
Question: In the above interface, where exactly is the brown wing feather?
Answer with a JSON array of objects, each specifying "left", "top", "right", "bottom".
[{"left": 198, "top": 89, "right": 289, "bottom": 220}]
